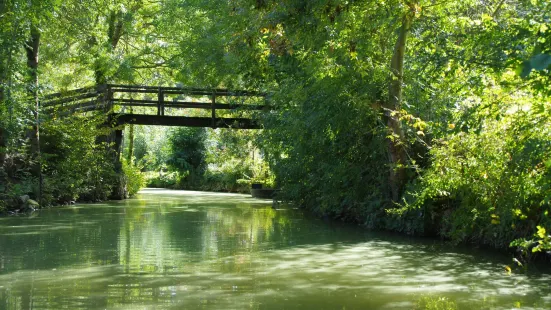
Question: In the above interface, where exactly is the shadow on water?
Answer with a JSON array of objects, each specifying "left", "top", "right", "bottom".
[{"left": 0, "top": 188, "right": 550, "bottom": 309}]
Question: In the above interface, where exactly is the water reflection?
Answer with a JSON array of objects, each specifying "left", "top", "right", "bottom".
[{"left": 0, "top": 189, "right": 550, "bottom": 309}]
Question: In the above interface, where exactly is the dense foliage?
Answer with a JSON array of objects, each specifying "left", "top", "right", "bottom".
[
  {"left": 121, "top": 158, "right": 145, "bottom": 197},
  {"left": 1, "top": 0, "right": 550, "bottom": 257},
  {"left": 139, "top": 126, "right": 270, "bottom": 193},
  {"left": 166, "top": 127, "right": 207, "bottom": 186}
]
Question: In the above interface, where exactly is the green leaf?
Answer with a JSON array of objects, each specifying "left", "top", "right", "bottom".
[{"left": 536, "top": 226, "right": 546, "bottom": 239}]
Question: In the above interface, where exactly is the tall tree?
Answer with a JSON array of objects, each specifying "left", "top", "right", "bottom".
[
  {"left": 384, "top": 2, "right": 418, "bottom": 202},
  {"left": 0, "top": 0, "right": 19, "bottom": 169},
  {"left": 25, "top": 23, "right": 42, "bottom": 201}
]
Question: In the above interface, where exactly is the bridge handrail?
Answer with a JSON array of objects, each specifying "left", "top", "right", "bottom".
[
  {"left": 41, "top": 84, "right": 268, "bottom": 128},
  {"left": 42, "top": 86, "right": 98, "bottom": 100},
  {"left": 106, "top": 84, "right": 266, "bottom": 97}
]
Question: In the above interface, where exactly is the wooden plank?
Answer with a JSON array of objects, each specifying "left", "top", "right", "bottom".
[
  {"left": 112, "top": 102, "right": 157, "bottom": 107},
  {"left": 45, "top": 99, "right": 101, "bottom": 112},
  {"left": 164, "top": 102, "right": 214, "bottom": 108},
  {"left": 109, "top": 87, "right": 264, "bottom": 97},
  {"left": 107, "top": 84, "right": 266, "bottom": 96},
  {"left": 164, "top": 102, "right": 266, "bottom": 110},
  {"left": 42, "top": 92, "right": 99, "bottom": 107},
  {"left": 110, "top": 98, "right": 267, "bottom": 110},
  {"left": 162, "top": 89, "right": 264, "bottom": 97},
  {"left": 110, "top": 88, "right": 159, "bottom": 95},
  {"left": 112, "top": 114, "right": 261, "bottom": 129},
  {"left": 42, "top": 86, "right": 96, "bottom": 100},
  {"left": 110, "top": 98, "right": 158, "bottom": 105},
  {"left": 48, "top": 104, "right": 108, "bottom": 117},
  {"left": 109, "top": 88, "right": 213, "bottom": 96}
]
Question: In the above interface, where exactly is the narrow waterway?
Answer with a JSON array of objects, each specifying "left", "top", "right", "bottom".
[{"left": 0, "top": 189, "right": 550, "bottom": 309}]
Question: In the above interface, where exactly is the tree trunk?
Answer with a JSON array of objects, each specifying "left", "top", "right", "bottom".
[
  {"left": 383, "top": 11, "right": 414, "bottom": 202},
  {"left": 108, "top": 11, "right": 124, "bottom": 50},
  {"left": 92, "top": 11, "right": 127, "bottom": 197},
  {"left": 0, "top": 79, "right": 5, "bottom": 169},
  {"left": 0, "top": 3, "right": 8, "bottom": 169},
  {"left": 0, "top": 127, "right": 5, "bottom": 170},
  {"left": 25, "top": 24, "right": 42, "bottom": 203}
]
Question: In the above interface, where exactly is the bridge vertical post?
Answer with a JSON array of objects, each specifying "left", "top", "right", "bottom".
[
  {"left": 96, "top": 84, "right": 112, "bottom": 112},
  {"left": 211, "top": 94, "right": 216, "bottom": 128},
  {"left": 107, "top": 84, "right": 113, "bottom": 112},
  {"left": 95, "top": 84, "right": 105, "bottom": 111},
  {"left": 157, "top": 87, "right": 164, "bottom": 116}
]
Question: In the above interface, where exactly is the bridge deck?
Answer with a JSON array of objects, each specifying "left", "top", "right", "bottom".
[{"left": 113, "top": 114, "right": 260, "bottom": 129}]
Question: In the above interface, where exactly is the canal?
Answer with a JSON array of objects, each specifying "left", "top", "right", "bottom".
[{"left": 0, "top": 189, "right": 550, "bottom": 309}]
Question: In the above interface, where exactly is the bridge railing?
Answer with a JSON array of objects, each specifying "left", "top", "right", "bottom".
[
  {"left": 42, "top": 84, "right": 267, "bottom": 125},
  {"left": 41, "top": 86, "right": 105, "bottom": 115},
  {"left": 106, "top": 84, "right": 266, "bottom": 118}
]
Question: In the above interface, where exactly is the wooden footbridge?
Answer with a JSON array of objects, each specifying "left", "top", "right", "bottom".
[
  {"left": 42, "top": 84, "right": 267, "bottom": 129},
  {"left": 41, "top": 84, "right": 267, "bottom": 199}
]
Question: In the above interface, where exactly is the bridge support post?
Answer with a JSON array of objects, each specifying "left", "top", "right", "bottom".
[
  {"left": 109, "top": 129, "right": 127, "bottom": 200},
  {"left": 95, "top": 115, "right": 127, "bottom": 200}
]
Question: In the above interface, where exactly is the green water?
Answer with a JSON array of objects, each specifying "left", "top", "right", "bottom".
[{"left": 0, "top": 189, "right": 550, "bottom": 309}]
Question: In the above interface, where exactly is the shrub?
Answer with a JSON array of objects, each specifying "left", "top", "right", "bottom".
[
  {"left": 40, "top": 115, "right": 116, "bottom": 204},
  {"left": 167, "top": 127, "right": 207, "bottom": 186},
  {"left": 122, "top": 158, "right": 146, "bottom": 197},
  {"left": 146, "top": 171, "right": 178, "bottom": 188},
  {"left": 400, "top": 103, "right": 551, "bottom": 249}
]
